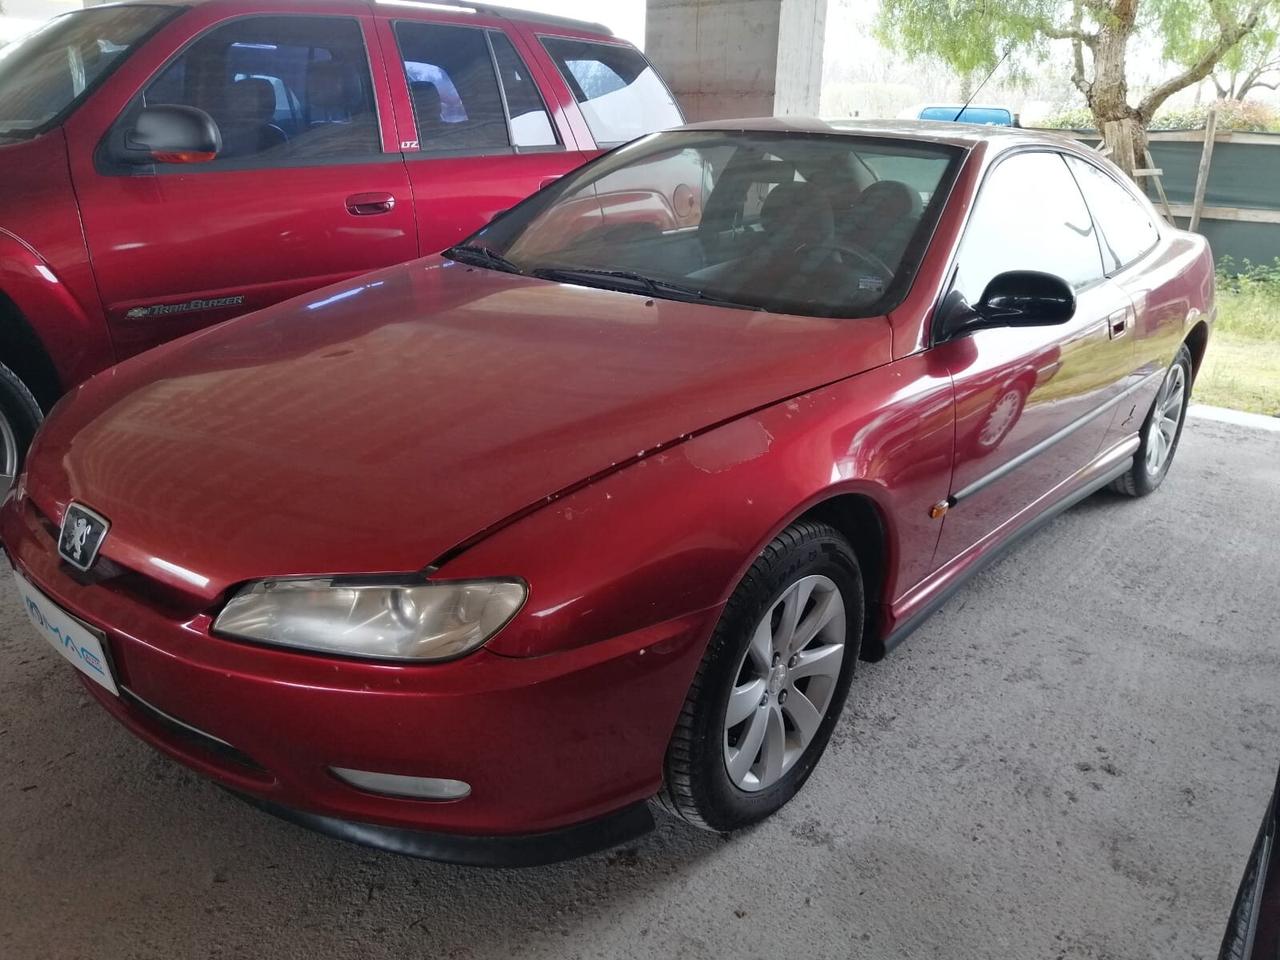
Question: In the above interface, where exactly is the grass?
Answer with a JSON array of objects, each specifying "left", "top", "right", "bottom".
[
  {"left": 1025, "top": 266, "right": 1279, "bottom": 416},
  {"left": 1197, "top": 272, "right": 1280, "bottom": 417}
]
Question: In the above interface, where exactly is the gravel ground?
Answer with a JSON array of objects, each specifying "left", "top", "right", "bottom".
[{"left": 1, "top": 415, "right": 1277, "bottom": 960}]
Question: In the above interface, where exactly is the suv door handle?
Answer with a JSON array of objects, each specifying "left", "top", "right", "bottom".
[
  {"left": 346, "top": 193, "right": 396, "bottom": 216},
  {"left": 538, "top": 176, "right": 561, "bottom": 190}
]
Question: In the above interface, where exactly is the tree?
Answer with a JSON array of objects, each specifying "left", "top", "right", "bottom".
[
  {"left": 877, "top": 0, "right": 1274, "bottom": 176},
  {"left": 1201, "top": 5, "right": 1280, "bottom": 96}
]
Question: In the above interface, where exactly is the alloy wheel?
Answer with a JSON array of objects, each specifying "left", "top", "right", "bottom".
[
  {"left": 0, "top": 411, "right": 18, "bottom": 498},
  {"left": 1145, "top": 363, "right": 1187, "bottom": 476},
  {"left": 723, "top": 574, "right": 847, "bottom": 792}
]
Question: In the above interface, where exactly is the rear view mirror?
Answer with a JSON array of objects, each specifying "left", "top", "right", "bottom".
[
  {"left": 941, "top": 270, "right": 1075, "bottom": 339},
  {"left": 119, "top": 105, "right": 221, "bottom": 165}
]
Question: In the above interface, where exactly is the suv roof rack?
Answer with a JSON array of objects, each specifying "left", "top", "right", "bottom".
[{"left": 374, "top": 0, "right": 613, "bottom": 36}]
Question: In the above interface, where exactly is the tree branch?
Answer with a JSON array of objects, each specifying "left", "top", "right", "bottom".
[
  {"left": 1138, "top": 0, "right": 1263, "bottom": 118},
  {"left": 1238, "top": 77, "right": 1279, "bottom": 96},
  {"left": 1069, "top": 0, "right": 1093, "bottom": 96},
  {"left": 1043, "top": 23, "right": 1099, "bottom": 43}
]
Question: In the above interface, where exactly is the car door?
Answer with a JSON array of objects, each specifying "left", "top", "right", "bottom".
[
  {"left": 377, "top": 14, "right": 588, "bottom": 255},
  {"left": 1063, "top": 154, "right": 1175, "bottom": 447},
  {"left": 66, "top": 7, "right": 417, "bottom": 360},
  {"left": 930, "top": 149, "right": 1137, "bottom": 570}
]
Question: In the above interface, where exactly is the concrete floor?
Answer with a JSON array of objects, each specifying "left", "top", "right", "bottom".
[{"left": 1, "top": 415, "right": 1277, "bottom": 960}]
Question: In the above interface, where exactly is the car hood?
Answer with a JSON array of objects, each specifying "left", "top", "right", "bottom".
[{"left": 26, "top": 258, "right": 891, "bottom": 602}]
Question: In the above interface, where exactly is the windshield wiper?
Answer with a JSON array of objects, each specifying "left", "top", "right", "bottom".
[
  {"left": 531, "top": 267, "right": 764, "bottom": 311},
  {"left": 443, "top": 243, "right": 524, "bottom": 275}
]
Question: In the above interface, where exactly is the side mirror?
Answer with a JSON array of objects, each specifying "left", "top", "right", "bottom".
[
  {"left": 940, "top": 270, "right": 1075, "bottom": 340},
  {"left": 118, "top": 105, "right": 221, "bottom": 165}
]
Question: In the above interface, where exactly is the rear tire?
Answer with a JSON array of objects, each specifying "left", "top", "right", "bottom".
[
  {"left": 0, "top": 361, "right": 42, "bottom": 495},
  {"left": 1111, "top": 345, "right": 1192, "bottom": 498},
  {"left": 659, "top": 521, "right": 864, "bottom": 832}
]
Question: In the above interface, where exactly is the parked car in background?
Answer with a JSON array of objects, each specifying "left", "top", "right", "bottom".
[
  {"left": 1219, "top": 765, "right": 1280, "bottom": 959},
  {"left": 2, "top": 120, "right": 1214, "bottom": 865},
  {"left": 0, "top": 0, "right": 683, "bottom": 486},
  {"left": 905, "top": 104, "right": 1018, "bottom": 126}
]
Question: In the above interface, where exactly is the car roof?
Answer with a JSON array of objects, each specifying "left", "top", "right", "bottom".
[
  {"left": 675, "top": 116, "right": 1079, "bottom": 151},
  {"left": 107, "top": 0, "right": 613, "bottom": 36}
]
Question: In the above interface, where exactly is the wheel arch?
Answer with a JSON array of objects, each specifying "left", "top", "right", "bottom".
[
  {"left": 1183, "top": 319, "right": 1210, "bottom": 383},
  {"left": 792, "top": 492, "right": 890, "bottom": 661},
  {"left": 0, "top": 291, "right": 63, "bottom": 411}
]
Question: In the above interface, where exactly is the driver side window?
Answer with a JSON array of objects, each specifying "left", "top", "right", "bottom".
[
  {"left": 133, "top": 15, "right": 381, "bottom": 168},
  {"left": 954, "top": 151, "right": 1104, "bottom": 305}
]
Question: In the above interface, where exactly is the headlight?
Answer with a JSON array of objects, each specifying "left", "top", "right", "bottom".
[{"left": 212, "top": 577, "right": 525, "bottom": 661}]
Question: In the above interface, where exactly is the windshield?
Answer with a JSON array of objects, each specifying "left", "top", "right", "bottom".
[
  {"left": 460, "top": 131, "right": 962, "bottom": 318},
  {"left": 0, "top": 5, "right": 177, "bottom": 140}
]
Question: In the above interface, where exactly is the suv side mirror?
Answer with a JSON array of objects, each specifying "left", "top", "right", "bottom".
[
  {"left": 117, "top": 105, "right": 221, "bottom": 165},
  {"left": 940, "top": 270, "right": 1075, "bottom": 340}
]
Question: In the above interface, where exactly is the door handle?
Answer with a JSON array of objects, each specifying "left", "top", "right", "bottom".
[
  {"left": 346, "top": 192, "right": 396, "bottom": 216},
  {"left": 1107, "top": 308, "right": 1130, "bottom": 339},
  {"left": 538, "top": 175, "right": 561, "bottom": 191}
]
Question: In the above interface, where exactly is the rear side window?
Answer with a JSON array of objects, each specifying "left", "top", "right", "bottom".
[
  {"left": 488, "top": 32, "right": 557, "bottom": 148},
  {"left": 540, "top": 37, "right": 682, "bottom": 147},
  {"left": 953, "top": 151, "right": 1104, "bottom": 302},
  {"left": 394, "top": 22, "right": 509, "bottom": 154},
  {"left": 1065, "top": 156, "right": 1160, "bottom": 273},
  {"left": 138, "top": 16, "right": 380, "bottom": 166}
]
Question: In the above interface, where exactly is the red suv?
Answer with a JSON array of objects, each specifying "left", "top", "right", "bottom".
[{"left": 0, "top": 0, "right": 682, "bottom": 480}]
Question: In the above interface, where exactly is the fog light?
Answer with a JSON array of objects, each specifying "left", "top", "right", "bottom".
[{"left": 330, "top": 767, "right": 471, "bottom": 801}]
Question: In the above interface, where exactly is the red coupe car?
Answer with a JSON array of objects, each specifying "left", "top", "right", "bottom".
[{"left": 1, "top": 119, "right": 1213, "bottom": 865}]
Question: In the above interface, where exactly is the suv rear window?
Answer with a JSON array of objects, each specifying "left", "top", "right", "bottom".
[
  {"left": 0, "top": 5, "right": 177, "bottom": 140},
  {"left": 392, "top": 23, "right": 558, "bottom": 153},
  {"left": 394, "top": 21, "right": 509, "bottom": 154},
  {"left": 539, "top": 37, "right": 682, "bottom": 147}
]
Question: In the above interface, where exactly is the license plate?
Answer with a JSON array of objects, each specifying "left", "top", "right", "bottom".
[{"left": 14, "top": 571, "right": 119, "bottom": 696}]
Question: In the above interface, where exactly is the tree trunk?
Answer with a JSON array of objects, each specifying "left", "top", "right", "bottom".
[{"left": 1086, "top": 23, "right": 1144, "bottom": 177}]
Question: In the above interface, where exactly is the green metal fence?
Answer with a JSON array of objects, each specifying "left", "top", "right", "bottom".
[{"left": 1038, "top": 129, "right": 1280, "bottom": 268}]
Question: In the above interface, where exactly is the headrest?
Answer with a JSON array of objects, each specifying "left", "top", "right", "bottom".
[
  {"left": 225, "top": 77, "right": 276, "bottom": 123},
  {"left": 307, "top": 62, "right": 349, "bottom": 110},
  {"left": 853, "top": 180, "right": 922, "bottom": 222},
  {"left": 411, "top": 81, "right": 443, "bottom": 121},
  {"left": 760, "top": 181, "right": 835, "bottom": 245}
]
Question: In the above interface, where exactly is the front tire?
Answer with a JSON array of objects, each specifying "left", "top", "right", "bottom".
[
  {"left": 1111, "top": 344, "right": 1192, "bottom": 498},
  {"left": 659, "top": 521, "right": 864, "bottom": 832},
  {"left": 0, "top": 361, "right": 42, "bottom": 495}
]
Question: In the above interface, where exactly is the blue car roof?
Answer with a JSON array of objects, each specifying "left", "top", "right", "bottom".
[{"left": 918, "top": 106, "right": 1014, "bottom": 125}]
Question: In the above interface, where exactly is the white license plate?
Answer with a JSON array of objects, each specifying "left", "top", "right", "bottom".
[{"left": 14, "top": 571, "right": 118, "bottom": 696}]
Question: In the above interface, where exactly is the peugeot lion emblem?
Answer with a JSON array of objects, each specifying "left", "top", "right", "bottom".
[{"left": 58, "top": 503, "right": 110, "bottom": 572}]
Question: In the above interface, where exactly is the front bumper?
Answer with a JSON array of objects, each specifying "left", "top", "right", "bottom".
[
  {"left": 232, "top": 790, "right": 655, "bottom": 867},
  {"left": 2, "top": 497, "right": 716, "bottom": 862}
]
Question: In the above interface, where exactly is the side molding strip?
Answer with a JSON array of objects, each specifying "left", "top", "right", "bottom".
[{"left": 948, "top": 368, "right": 1162, "bottom": 508}]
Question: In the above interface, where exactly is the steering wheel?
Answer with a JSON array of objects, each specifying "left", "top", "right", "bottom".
[{"left": 791, "top": 239, "right": 895, "bottom": 287}]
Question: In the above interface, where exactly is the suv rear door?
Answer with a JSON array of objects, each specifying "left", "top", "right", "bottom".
[
  {"left": 65, "top": 3, "right": 416, "bottom": 360},
  {"left": 375, "top": 9, "right": 586, "bottom": 255}
]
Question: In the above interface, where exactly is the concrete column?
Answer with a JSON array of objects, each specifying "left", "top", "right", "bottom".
[{"left": 645, "top": 0, "right": 826, "bottom": 122}]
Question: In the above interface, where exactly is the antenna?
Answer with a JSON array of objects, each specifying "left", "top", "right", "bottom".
[{"left": 952, "top": 50, "right": 1009, "bottom": 123}]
